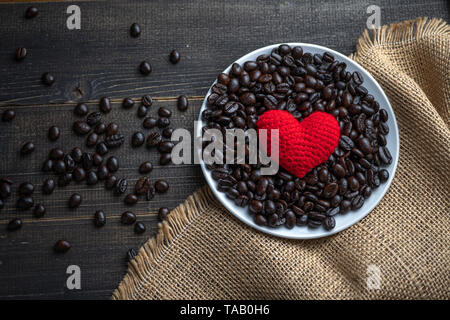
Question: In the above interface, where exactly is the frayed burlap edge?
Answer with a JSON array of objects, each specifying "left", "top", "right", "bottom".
[
  {"left": 112, "top": 186, "right": 218, "bottom": 300},
  {"left": 113, "top": 17, "right": 450, "bottom": 300}
]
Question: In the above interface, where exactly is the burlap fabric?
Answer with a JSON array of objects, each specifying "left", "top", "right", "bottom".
[{"left": 113, "top": 18, "right": 450, "bottom": 300}]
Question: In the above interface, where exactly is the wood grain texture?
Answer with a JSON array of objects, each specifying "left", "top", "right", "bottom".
[{"left": 0, "top": 0, "right": 448, "bottom": 299}]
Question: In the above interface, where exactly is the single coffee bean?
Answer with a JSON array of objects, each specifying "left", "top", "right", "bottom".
[
  {"left": 378, "top": 169, "right": 389, "bottom": 182},
  {"left": 54, "top": 240, "right": 71, "bottom": 253},
  {"left": 86, "top": 111, "right": 102, "bottom": 126},
  {"left": 86, "top": 132, "right": 99, "bottom": 147},
  {"left": 74, "top": 103, "right": 88, "bottom": 116},
  {"left": 130, "top": 23, "right": 141, "bottom": 38},
  {"left": 86, "top": 171, "right": 98, "bottom": 185},
  {"left": 124, "top": 193, "right": 138, "bottom": 205},
  {"left": 122, "top": 97, "right": 135, "bottom": 109},
  {"left": 134, "top": 222, "right": 146, "bottom": 234},
  {"left": 169, "top": 50, "right": 180, "bottom": 64},
  {"left": 33, "top": 203, "right": 46, "bottom": 218},
  {"left": 58, "top": 173, "right": 72, "bottom": 187},
  {"left": 137, "top": 105, "right": 148, "bottom": 118},
  {"left": 106, "top": 156, "right": 119, "bottom": 172},
  {"left": 135, "top": 176, "right": 151, "bottom": 195},
  {"left": 154, "top": 179, "right": 169, "bottom": 193},
  {"left": 42, "top": 159, "right": 53, "bottom": 172},
  {"left": 324, "top": 216, "right": 336, "bottom": 230},
  {"left": 131, "top": 132, "right": 145, "bottom": 147},
  {"left": 158, "top": 207, "right": 169, "bottom": 221},
  {"left": 16, "top": 196, "right": 34, "bottom": 210},
  {"left": 96, "top": 142, "right": 109, "bottom": 155},
  {"left": 254, "top": 214, "right": 267, "bottom": 226},
  {"left": 25, "top": 6, "right": 39, "bottom": 18},
  {"left": 146, "top": 186, "right": 155, "bottom": 200},
  {"left": 126, "top": 248, "right": 137, "bottom": 262},
  {"left": 160, "top": 153, "right": 171, "bottom": 165},
  {"left": 2, "top": 109, "right": 16, "bottom": 122},
  {"left": 41, "top": 72, "right": 55, "bottom": 86},
  {"left": 93, "top": 153, "right": 103, "bottom": 167},
  {"left": 139, "top": 61, "right": 152, "bottom": 75},
  {"left": 20, "top": 141, "right": 35, "bottom": 155},
  {"left": 72, "top": 167, "right": 86, "bottom": 182},
  {"left": 105, "top": 175, "right": 118, "bottom": 189},
  {"left": 94, "top": 210, "right": 106, "bottom": 227},
  {"left": 95, "top": 122, "right": 107, "bottom": 134},
  {"left": 48, "top": 126, "right": 60, "bottom": 141},
  {"left": 177, "top": 95, "right": 188, "bottom": 111},
  {"left": 73, "top": 121, "right": 91, "bottom": 135},
  {"left": 158, "top": 107, "right": 172, "bottom": 118},
  {"left": 42, "top": 178, "right": 55, "bottom": 194},
  {"left": 81, "top": 152, "right": 94, "bottom": 170},
  {"left": 0, "top": 182, "right": 11, "bottom": 199},
  {"left": 19, "top": 182, "right": 34, "bottom": 196},
  {"left": 141, "top": 94, "right": 153, "bottom": 107},
  {"left": 7, "top": 218, "right": 23, "bottom": 231},
  {"left": 121, "top": 211, "right": 136, "bottom": 224},
  {"left": 97, "top": 164, "right": 109, "bottom": 180},
  {"left": 146, "top": 132, "right": 162, "bottom": 147},
  {"left": 157, "top": 117, "right": 170, "bottom": 128},
  {"left": 104, "top": 134, "right": 125, "bottom": 148},
  {"left": 158, "top": 141, "right": 174, "bottom": 153},
  {"left": 143, "top": 116, "right": 157, "bottom": 129},
  {"left": 15, "top": 47, "right": 27, "bottom": 61},
  {"left": 114, "top": 178, "right": 128, "bottom": 195},
  {"left": 105, "top": 122, "right": 119, "bottom": 136},
  {"left": 68, "top": 193, "right": 82, "bottom": 208},
  {"left": 99, "top": 97, "right": 112, "bottom": 114},
  {"left": 139, "top": 161, "right": 153, "bottom": 174},
  {"left": 49, "top": 148, "right": 64, "bottom": 160},
  {"left": 162, "top": 127, "right": 173, "bottom": 139}
]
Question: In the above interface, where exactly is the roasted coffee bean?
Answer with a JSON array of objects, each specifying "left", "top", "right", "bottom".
[
  {"left": 93, "top": 153, "right": 103, "bottom": 167},
  {"left": 72, "top": 167, "right": 86, "bottom": 182},
  {"left": 249, "top": 200, "right": 263, "bottom": 213},
  {"left": 86, "top": 132, "right": 99, "bottom": 147},
  {"left": 143, "top": 116, "right": 157, "bottom": 129},
  {"left": 134, "top": 221, "right": 146, "bottom": 234},
  {"left": 146, "top": 132, "right": 162, "bottom": 147},
  {"left": 154, "top": 179, "right": 169, "bottom": 193},
  {"left": 86, "top": 171, "right": 98, "bottom": 185},
  {"left": 48, "top": 126, "right": 60, "bottom": 141},
  {"left": 41, "top": 72, "right": 55, "bottom": 86},
  {"left": 25, "top": 6, "right": 39, "bottom": 18},
  {"left": 136, "top": 105, "right": 148, "bottom": 118},
  {"left": 54, "top": 240, "right": 71, "bottom": 253},
  {"left": 177, "top": 95, "right": 188, "bottom": 111},
  {"left": 105, "top": 175, "right": 117, "bottom": 189},
  {"left": 139, "top": 161, "right": 153, "bottom": 174},
  {"left": 162, "top": 127, "right": 174, "bottom": 139},
  {"left": 254, "top": 214, "right": 267, "bottom": 226},
  {"left": 126, "top": 248, "right": 137, "bottom": 262},
  {"left": 7, "top": 218, "right": 23, "bottom": 231},
  {"left": 96, "top": 142, "right": 109, "bottom": 155},
  {"left": 16, "top": 196, "right": 34, "bottom": 210},
  {"left": 53, "top": 160, "right": 66, "bottom": 174},
  {"left": 378, "top": 146, "right": 392, "bottom": 165},
  {"left": 20, "top": 142, "right": 35, "bottom": 155},
  {"left": 124, "top": 193, "right": 138, "bottom": 205},
  {"left": 285, "top": 210, "right": 296, "bottom": 229},
  {"left": 68, "top": 193, "right": 82, "bottom": 208},
  {"left": 141, "top": 94, "right": 153, "bottom": 107},
  {"left": 351, "top": 195, "right": 364, "bottom": 210},
  {"left": 49, "top": 148, "right": 64, "bottom": 160},
  {"left": 135, "top": 176, "right": 151, "bottom": 195},
  {"left": 129, "top": 23, "right": 141, "bottom": 37},
  {"left": 160, "top": 153, "right": 171, "bottom": 166},
  {"left": 42, "top": 178, "right": 56, "bottom": 195},
  {"left": 146, "top": 186, "right": 155, "bottom": 200},
  {"left": 2, "top": 109, "right": 16, "bottom": 122},
  {"left": 18, "top": 182, "right": 34, "bottom": 196},
  {"left": 157, "top": 117, "right": 170, "bottom": 128},
  {"left": 323, "top": 216, "right": 336, "bottom": 230},
  {"left": 86, "top": 111, "right": 102, "bottom": 126},
  {"left": 380, "top": 109, "right": 388, "bottom": 122},
  {"left": 131, "top": 132, "right": 145, "bottom": 148},
  {"left": 74, "top": 103, "right": 88, "bottom": 116},
  {"left": 104, "top": 134, "right": 124, "bottom": 148},
  {"left": 73, "top": 121, "right": 91, "bottom": 135},
  {"left": 105, "top": 122, "right": 119, "bottom": 136},
  {"left": 42, "top": 159, "right": 53, "bottom": 172},
  {"left": 339, "top": 135, "right": 354, "bottom": 151},
  {"left": 121, "top": 211, "right": 136, "bottom": 225},
  {"left": 104, "top": 156, "right": 118, "bottom": 173},
  {"left": 158, "top": 107, "right": 172, "bottom": 118},
  {"left": 97, "top": 164, "right": 109, "bottom": 180},
  {"left": 0, "top": 182, "right": 11, "bottom": 199},
  {"left": 157, "top": 141, "right": 174, "bottom": 153},
  {"left": 99, "top": 97, "right": 112, "bottom": 113},
  {"left": 33, "top": 203, "right": 46, "bottom": 218},
  {"left": 121, "top": 97, "right": 135, "bottom": 109},
  {"left": 94, "top": 210, "right": 106, "bottom": 227},
  {"left": 158, "top": 207, "right": 169, "bottom": 221},
  {"left": 169, "top": 50, "right": 180, "bottom": 64},
  {"left": 81, "top": 153, "right": 94, "bottom": 170},
  {"left": 114, "top": 178, "right": 127, "bottom": 195},
  {"left": 378, "top": 169, "right": 389, "bottom": 182},
  {"left": 0, "top": 199, "right": 5, "bottom": 210},
  {"left": 139, "top": 61, "right": 152, "bottom": 75},
  {"left": 15, "top": 47, "right": 27, "bottom": 61}
]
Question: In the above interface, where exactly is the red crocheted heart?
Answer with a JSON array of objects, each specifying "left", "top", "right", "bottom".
[{"left": 256, "top": 110, "right": 340, "bottom": 178}]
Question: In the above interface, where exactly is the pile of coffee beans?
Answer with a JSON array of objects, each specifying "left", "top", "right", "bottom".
[{"left": 202, "top": 44, "right": 392, "bottom": 231}]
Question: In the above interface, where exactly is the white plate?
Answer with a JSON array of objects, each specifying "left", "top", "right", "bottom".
[{"left": 197, "top": 43, "right": 399, "bottom": 239}]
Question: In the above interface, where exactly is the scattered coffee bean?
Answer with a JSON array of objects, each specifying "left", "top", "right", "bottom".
[
  {"left": 162, "top": 127, "right": 173, "bottom": 139},
  {"left": 48, "top": 126, "right": 60, "bottom": 141},
  {"left": 158, "top": 207, "right": 169, "bottom": 221},
  {"left": 15, "top": 47, "right": 27, "bottom": 61},
  {"left": 158, "top": 141, "right": 174, "bottom": 153},
  {"left": 18, "top": 182, "right": 34, "bottom": 196},
  {"left": 139, "top": 161, "right": 153, "bottom": 174},
  {"left": 96, "top": 142, "right": 109, "bottom": 155},
  {"left": 53, "top": 160, "right": 66, "bottom": 174},
  {"left": 106, "top": 122, "right": 119, "bottom": 136},
  {"left": 122, "top": 97, "right": 135, "bottom": 109},
  {"left": 114, "top": 178, "right": 127, "bottom": 195},
  {"left": 154, "top": 179, "right": 169, "bottom": 193},
  {"left": 74, "top": 103, "right": 88, "bottom": 116},
  {"left": 0, "top": 182, "right": 11, "bottom": 199},
  {"left": 86, "top": 111, "right": 102, "bottom": 126},
  {"left": 99, "top": 97, "right": 112, "bottom": 113},
  {"left": 86, "top": 132, "right": 99, "bottom": 147},
  {"left": 16, "top": 196, "right": 33, "bottom": 210},
  {"left": 41, "top": 72, "right": 55, "bottom": 86},
  {"left": 131, "top": 132, "right": 145, "bottom": 147},
  {"left": 42, "top": 178, "right": 55, "bottom": 195},
  {"left": 97, "top": 164, "right": 109, "bottom": 180},
  {"left": 42, "top": 159, "right": 53, "bottom": 172},
  {"left": 143, "top": 116, "right": 157, "bottom": 129},
  {"left": 106, "top": 156, "right": 119, "bottom": 172},
  {"left": 146, "top": 132, "right": 162, "bottom": 147},
  {"left": 126, "top": 248, "right": 137, "bottom": 262},
  {"left": 2, "top": 109, "right": 16, "bottom": 122},
  {"left": 134, "top": 222, "right": 146, "bottom": 234},
  {"left": 94, "top": 210, "right": 106, "bottom": 227},
  {"left": 146, "top": 186, "right": 155, "bottom": 200},
  {"left": 92, "top": 153, "right": 103, "bottom": 166},
  {"left": 33, "top": 203, "right": 46, "bottom": 218},
  {"left": 137, "top": 105, "right": 148, "bottom": 118},
  {"left": 54, "top": 240, "right": 71, "bottom": 253},
  {"left": 139, "top": 61, "right": 152, "bottom": 75},
  {"left": 177, "top": 95, "right": 188, "bottom": 111},
  {"left": 25, "top": 6, "right": 38, "bottom": 18},
  {"left": 104, "top": 134, "right": 124, "bottom": 148},
  {"left": 121, "top": 211, "right": 136, "bottom": 225},
  {"left": 124, "top": 193, "right": 138, "bottom": 205},
  {"left": 158, "top": 107, "right": 172, "bottom": 118},
  {"left": 159, "top": 153, "right": 171, "bottom": 165},
  {"left": 20, "top": 142, "right": 35, "bottom": 155},
  {"left": 58, "top": 173, "right": 72, "bottom": 187},
  {"left": 105, "top": 175, "right": 117, "bottom": 189},
  {"left": 129, "top": 23, "right": 141, "bottom": 37},
  {"left": 169, "top": 50, "right": 180, "bottom": 64},
  {"left": 7, "top": 218, "right": 22, "bottom": 231},
  {"left": 68, "top": 193, "right": 82, "bottom": 208},
  {"left": 95, "top": 122, "right": 107, "bottom": 134},
  {"left": 86, "top": 171, "right": 99, "bottom": 185},
  {"left": 157, "top": 117, "right": 170, "bottom": 128},
  {"left": 141, "top": 94, "right": 153, "bottom": 107},
  {"left": 49, "top": 148, "right": 64, "bottom": 160},
  {"left": 72, "top": 167, "right": 86, "bottom": 182},
  {"left": 135, "top": 176, "right": 151, "bottom": 195},
  {"left": 73, "top": 121, "right": 91, "bottom": 135}
]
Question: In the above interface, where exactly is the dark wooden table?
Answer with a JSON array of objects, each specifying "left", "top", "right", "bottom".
[{"left": 0, "top": 0, "right": 448, "bottom": 300}]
